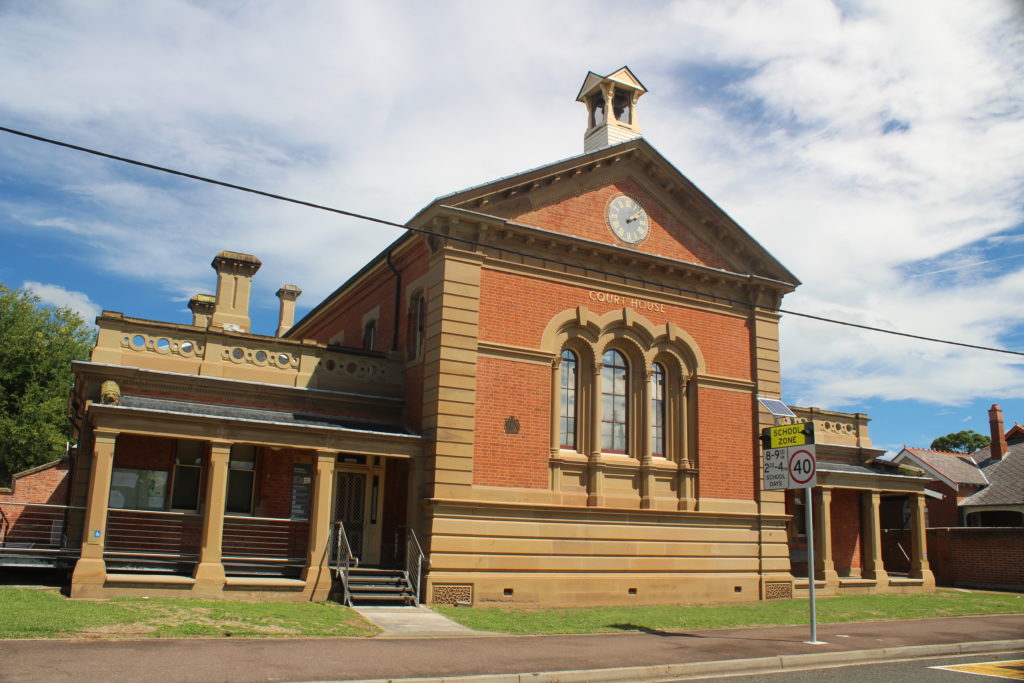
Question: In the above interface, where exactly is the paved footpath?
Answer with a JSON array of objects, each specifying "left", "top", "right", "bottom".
[{"left": 1, "top": 614, "right": 1022, "bottom": 683}]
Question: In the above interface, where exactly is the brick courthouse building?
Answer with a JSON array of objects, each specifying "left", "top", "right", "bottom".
[{"left": 17, "top": 68, "right": 935, "bottom": 604}]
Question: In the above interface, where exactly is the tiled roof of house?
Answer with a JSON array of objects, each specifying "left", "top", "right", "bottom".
[
  {"left": 961, "top": 437, "right": 1024, "bottom": 507},
  {"left": 901, "top": 447, "right": 989, "bottom": 486}
]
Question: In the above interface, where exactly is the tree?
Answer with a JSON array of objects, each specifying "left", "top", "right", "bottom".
[
  {"left": 0, "top": 284, "right": 94, "bottom": 486},
  {"left": 930, "top": 430, "right": 991, "bottom": 454}
]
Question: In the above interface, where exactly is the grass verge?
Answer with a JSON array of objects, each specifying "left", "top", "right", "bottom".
[
  {"left": 0, "top": 588, "right": 379, "bottom": 639},
  {"left": 434, "top": 590, "right": 1024, "bottom": 634}
]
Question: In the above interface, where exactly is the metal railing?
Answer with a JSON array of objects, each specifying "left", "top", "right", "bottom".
[
  {"left": 222, "top": 515, "right": 309, "bottom": 576},
  {"left": 104, "top": 508, "right": 202, "bottom": 572},
  {"left": 0, "top": 502, "right": 84, "bottom": 566},
  {"left": 333, "top": 520, "right": 357, "bottom": 606},
  {"left": 405, "top": 527, "right": 426, "bottom": 605}
]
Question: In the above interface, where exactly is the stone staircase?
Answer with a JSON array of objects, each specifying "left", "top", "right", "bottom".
[{"left": 340, "top": 567, "right": 417, "bottom": 606}]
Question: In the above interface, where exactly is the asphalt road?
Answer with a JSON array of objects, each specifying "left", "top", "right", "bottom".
[{"left": 694, "top": 650, "right": 1024, "bottom": 682}]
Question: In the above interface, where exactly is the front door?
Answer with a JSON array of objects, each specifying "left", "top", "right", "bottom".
[{"left": 334, "top": 471, "right": 366, "bottom": 561}]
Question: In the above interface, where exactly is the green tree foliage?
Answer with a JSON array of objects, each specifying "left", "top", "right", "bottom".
[
  {"left": 930, "top": 429, "right": 992, "bottom": 454},
  {"left": 0, "top": 284, "right": 94, "bottom": 486}
]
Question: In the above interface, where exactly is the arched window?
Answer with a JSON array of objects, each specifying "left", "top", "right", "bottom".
[
  {"left": 601, "top": 349, "right": 628, "bottom": 453},
  {"left": 650, "top": 363, "right": 666, "bottom": 456},
  {"left": 559, "top": 349, "right": 578, "bottom": 449}
]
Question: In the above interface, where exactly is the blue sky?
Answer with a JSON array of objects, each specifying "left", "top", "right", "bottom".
[{"left": 1, "top": 1, "right": 1022, "bottom": 453}]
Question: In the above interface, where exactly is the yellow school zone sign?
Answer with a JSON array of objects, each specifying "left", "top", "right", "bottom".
[{"left": 763, "top": 422, "right": 815, "bottom": 449}]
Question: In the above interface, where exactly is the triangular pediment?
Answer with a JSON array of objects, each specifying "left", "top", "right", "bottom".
[{"left": 413, "top": 138, "right": 799, "bottom": 287}]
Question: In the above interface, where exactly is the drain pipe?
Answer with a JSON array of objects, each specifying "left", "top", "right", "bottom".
[{"left": 385, "top": 250, "right": 402, "bottom": 352}]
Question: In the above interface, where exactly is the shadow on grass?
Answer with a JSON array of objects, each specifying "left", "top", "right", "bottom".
[{"left": 607, "top": 623, "right": 813, "bottom": 644}]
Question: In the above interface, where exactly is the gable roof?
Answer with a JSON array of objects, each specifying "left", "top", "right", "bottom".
[
  {"left": 413, "top": 137, "right": 800, "bottom": 287},
  {"left": 895, "top": 447, "right": 989, "bottom": 488},
  {"left": 576, "top": 66, "right": 648, "bottom": 101},
  {"left": 961, "top": 437, "right": 1024, "bottom": 507}
]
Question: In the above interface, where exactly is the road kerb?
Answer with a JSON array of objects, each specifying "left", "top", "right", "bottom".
[{"left": 360, "top": 638, "right": 1024, "bottom": 683}]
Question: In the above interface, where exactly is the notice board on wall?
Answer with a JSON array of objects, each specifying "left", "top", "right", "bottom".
[{"left": 291, "top": 464, "right": 312, "bottom": 520}]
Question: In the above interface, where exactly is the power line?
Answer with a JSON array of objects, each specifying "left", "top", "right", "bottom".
[{"left": 2, "top": 124, "right": 1022, "bottom": 358}]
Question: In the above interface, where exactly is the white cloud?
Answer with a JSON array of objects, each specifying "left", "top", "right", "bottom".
[
  {"left": 22, "top": 281, "right": 101, "bottom": 324},
  {"left": 0, "top": 0, "right": 1022, "bottom": 410}
]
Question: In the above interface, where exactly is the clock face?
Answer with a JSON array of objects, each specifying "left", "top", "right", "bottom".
[{"left": 606, "top": 195, "right": 650, "bottom": 244}]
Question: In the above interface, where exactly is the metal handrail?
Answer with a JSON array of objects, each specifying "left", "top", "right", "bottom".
[
  {"left": 405, "top": 527, "right": 426, "bottom": 605},
  {"left": 333, "top": 521, "right": 357, "bottom": 607}
]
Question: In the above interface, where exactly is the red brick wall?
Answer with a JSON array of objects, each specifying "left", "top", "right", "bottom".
[
  {"left": 830, "top": 489, "right": 862, "bottom": 572},
  {"left": 473, "top": 357, "right": 550, "bottom": 488},
  {"left": 300, "top": 240, "right": 430, "bottom": 353},
  {"left": 510, "top": 180, "right": 729, "bottom": 270},
  {"left": 478, "top": 269, "right": 752, "bottom": 380},
  {"left": 114, "top": 434, "right": 176, "bottom": 471},
  {"left": 927, "top": 528, "right": 1024, "bottom": 589},
  {"left": 0, "top": 461, "right": 69, "bottom": 505},
  {"left": 696, "top": 387, "right": 755, "bottom": 500},
  {"left": 253, "top": 448, "right": 300, "bottom": 518},
  {"left": 0, "top": 461, "right": 70, "bottom": 538},
  {"left": 925, "top": 481, "right": 960, "bottom": 527}
]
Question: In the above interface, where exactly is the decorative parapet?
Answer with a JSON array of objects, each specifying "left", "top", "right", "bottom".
[
  {"left": 90, "top": 312, "right": 401, "bottom": 397},
  {"left": 785, "top": 406, "right": 872, "bottom": 448}
]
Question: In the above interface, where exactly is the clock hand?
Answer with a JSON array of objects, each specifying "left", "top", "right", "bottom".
[{"left": 626, "top": 212, "right": 642, "bottom": 223}]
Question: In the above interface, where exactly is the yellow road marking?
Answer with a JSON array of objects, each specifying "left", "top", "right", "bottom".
[{"left": 932, "top": 659, "right": 1024, "bottom": 679}]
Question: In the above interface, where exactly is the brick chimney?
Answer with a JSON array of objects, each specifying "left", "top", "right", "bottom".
[
  {"left": 188, "top": 293, "right": 216, "bottom": 328},
  {"left": 275, "top": 284, "right": 302, "bottom": 337},
  {"left": 210, "top": 251, "right": 262, "bottom": 333},
  {"left": 989, "top": 403, "right": 1008, "bottom": 460}
]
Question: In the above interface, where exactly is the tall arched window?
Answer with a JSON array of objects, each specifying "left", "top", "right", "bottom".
[
  {"left": 650, "top": 363, "right": 666, "bottom": 456},
  {"left": 559, "top": 349, "right": 578, "bottom": 449},
  {"left": 601, "top": 349, "right": 628, "bottom": 453}
]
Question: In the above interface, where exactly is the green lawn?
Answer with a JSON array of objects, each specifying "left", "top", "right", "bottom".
[
  {"left": 434, "top": 590, "right": 1024, "bottom": 634},
  {"left": 0, "top": 588, "right": 378, "bottom": 639},
  {"left": 2, "top": 587, "right": 1021, "bottom": 640}
]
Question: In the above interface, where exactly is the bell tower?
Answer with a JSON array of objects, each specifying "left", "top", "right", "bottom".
[{"left": 577, "top": 66, "right": 647, "bottom": 153}]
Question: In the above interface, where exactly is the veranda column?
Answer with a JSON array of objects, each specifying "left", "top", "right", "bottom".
[
  {"left": 302, "top": 450, "right": 336, "bottom": 600},
  {"left": 70, "top": 428, "right": 118, "bottom": 598},
  {"left": 813, "top": 487, "right": 839, "bottom": 587},
  {"left": 861, "top": 491, "right": 889, "bottom": 585},
  {"left": 193, "top": 441, "right": 230, "bottom": 596},
  {"left": 908, "top": 492, "right": 936, "bottom": 587}
]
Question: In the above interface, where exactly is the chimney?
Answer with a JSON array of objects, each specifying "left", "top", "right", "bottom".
[
  {"left": 210, "top": 251, "right": 262, "bottom": 333},
  {"left": 275, "top": 284, "right": 302, "bottom": 337},
  {"left": 188, "top": 294, "right": 216, "bottom": 328},
  {"left": 989, "top": 404, "right": 1008, "bottom": 460}
]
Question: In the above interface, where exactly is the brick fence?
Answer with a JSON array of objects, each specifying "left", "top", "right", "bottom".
[{"left": 926, "top": 527, "right": 1024, "bottom": 591}]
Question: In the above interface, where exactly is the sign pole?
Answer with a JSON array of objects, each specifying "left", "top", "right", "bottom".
[{"left": 805, "top": 489, "right": 818, "bottom": 643}]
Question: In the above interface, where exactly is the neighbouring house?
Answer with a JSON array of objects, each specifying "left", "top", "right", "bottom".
[
  {"left": 1, "top": 68, "right": 937, "bottom": 604},
  {"left": 0, "top": 458, "right": 73, "bottom": 567},
  {"left": 894, "top": 404, "right": 1024, "bottom": 527}
]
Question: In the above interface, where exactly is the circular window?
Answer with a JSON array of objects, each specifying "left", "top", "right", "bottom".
[
  {"left": 131, "top": 335, "right": 146, "bottom": 348},
  {"left": 180, "top": 341, "right": 194, "bottom": 354},
  {"left": 156, "top": 338, "right": 170, "bottom": 351},
  {"left": 278, "top": 353, "right": 290, "bottom": 365},
  {"left": 254, "top": 350, "right": 267, "bottom": 363},
  {"left": 232, "top": 347, "right": 245, "bottom": 360}
]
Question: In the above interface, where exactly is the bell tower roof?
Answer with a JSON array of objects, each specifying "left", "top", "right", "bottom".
[{"left": 577, "top": 66, "right": 647, "bottom": 153}]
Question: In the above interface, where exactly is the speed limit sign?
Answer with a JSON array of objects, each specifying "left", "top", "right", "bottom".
[{"left": 788, "top": 447, "right": 816, "bottom": 488}]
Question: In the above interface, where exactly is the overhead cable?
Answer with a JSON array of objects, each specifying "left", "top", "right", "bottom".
[{"left": 2, "top": 124, "right": 1021, "bottom": 358}]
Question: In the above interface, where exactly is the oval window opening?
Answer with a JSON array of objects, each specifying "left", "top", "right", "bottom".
[{"left": 131, "top": 335, "right": 146, "bottom": 348}]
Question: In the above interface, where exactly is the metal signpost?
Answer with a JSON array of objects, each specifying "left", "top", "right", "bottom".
[{"left": 761, "top": 421, "right": 823, "bottom": 644}]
